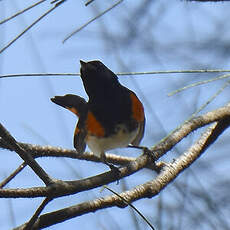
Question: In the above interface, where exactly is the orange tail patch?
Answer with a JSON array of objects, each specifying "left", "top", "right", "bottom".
[{"left": 68, "top": 107, "right": 80, "bottom": 117}]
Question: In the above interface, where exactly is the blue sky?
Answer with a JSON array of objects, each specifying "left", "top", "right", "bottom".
[{"left": 1, "top": 0, "right": 230, "bottom": 229}]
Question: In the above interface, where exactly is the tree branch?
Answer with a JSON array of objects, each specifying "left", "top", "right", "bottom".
[
  {"left": 14, "top": 120, "right": 227, "bottom": 229},
  {"left": 153, "top": 102, "right": 230, "bottom": 159},
  {"left": 0, "top": 123, "right": 53, "bottom": 185},
  {"left": 0, "top": 103, "right": 229, "bottom": 198}
]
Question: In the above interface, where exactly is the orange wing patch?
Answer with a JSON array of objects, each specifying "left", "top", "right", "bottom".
[
  {"left": 86, "top": 111, "right": 105, "bottom": 137},
  {"left": 130, "top": 93, "right": 145, "bottom": 122}
]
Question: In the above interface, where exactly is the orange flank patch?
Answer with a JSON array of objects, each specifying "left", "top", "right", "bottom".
[
  {"left": 68, "top": 107, "right": 79, "bottom": 117},
  {"left": 86, "top": 111, "right": 105, "bottom": 137},
  {"left": 130, "top": 93, "right": 145, "bottom": 122}
]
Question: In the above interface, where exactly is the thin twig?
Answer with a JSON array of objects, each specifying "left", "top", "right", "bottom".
[
  {"left": 0, "top": 163, "right": 26, "bottom": 188},
  {"left": 117, "top": 69, "right": 230, "bottom": 75},
  {"left": 104, "top": 186, "right": 155, "bottom": 230},
  {"left": 85, "top": 0, "right": 96, "bottom": 6},
  {"left": 0, "top": 0, "right": 66, "bottom": 54},
  {"left": 0, "top": 73, "right": 79, "bottom": 79},
  {"left": 63, "top": 0, "right": 123, "bottom": 43},
  {"left": 2, "top": 69, "right": 230, "bottom": 79},
  {"left": 0, "top": 0, "right": 46, "bottom": 25},
  {"left": 190, "top": 79, "right": 230, "bottom": 118},
  {"left": 158, "top": 83, "right": 230, "bottom": 152},
  {"left": 168, "top": 73, "right": 230, "bottom": 96},
  {"left": 24, "top": 197, "right": 53, "bottom": 230}
]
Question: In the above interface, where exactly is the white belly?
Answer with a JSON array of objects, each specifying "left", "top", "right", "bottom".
[{"left": 86, "top": 128, "right": 138, "bottom": 157}]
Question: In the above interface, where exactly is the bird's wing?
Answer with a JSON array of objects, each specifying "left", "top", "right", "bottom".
[
  {"left": 51, "top": 94, "right": 87, "bottom": 117},
  {"left": 131, "top": 117, "right": 145, "bottom": 146},
  {"left": 51, "top": 94, "right": 88, "bottom": 154},
  {"left": 73, "top": 122, "right": 87, "bottom": 154}
]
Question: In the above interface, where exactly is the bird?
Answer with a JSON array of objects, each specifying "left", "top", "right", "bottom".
[{"left": 51, "top": 60, "right": 145, "bottom": 170}]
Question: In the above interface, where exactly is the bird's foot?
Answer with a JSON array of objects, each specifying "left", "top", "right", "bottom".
[
  {"left": 101, "top": 153, "right": 121, "bottom": 182},
  {"left": 128, "top": 145, "right": 155, "bottom": 161},
  {"left": 106, "top": 163, "right": 121, "bottom": 184},
  {"left": 127, "top": 145, "right": 163, "bottom": 172}
]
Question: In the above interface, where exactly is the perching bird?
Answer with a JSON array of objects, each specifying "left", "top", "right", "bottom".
[{"left": 51, "top": 60, "right": 145, "bottom": 169}]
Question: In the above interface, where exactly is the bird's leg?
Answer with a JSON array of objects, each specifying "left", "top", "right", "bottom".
[
  {"left": 128, "top": 145, "right": 156, "bottom": 162},
  {"left": 128, "top": 145, "right": 164, "bottom": 173},
  {"left": 100, "top": 152, "right": 120, "bottom": 174}
]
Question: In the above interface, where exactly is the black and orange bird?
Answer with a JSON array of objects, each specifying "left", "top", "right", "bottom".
[{"left": 51, "top": 60, "right": 145, "bottom": 170}]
